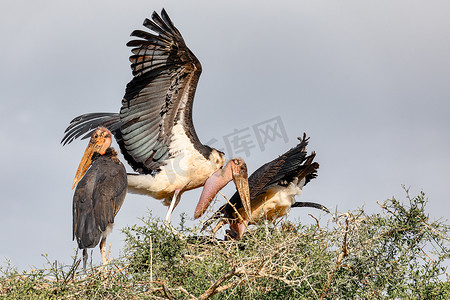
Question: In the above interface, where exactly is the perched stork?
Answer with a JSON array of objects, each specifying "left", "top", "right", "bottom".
[
  {"left": 62, "top": 9, "right": 250, "bottom": 222},
  {"left": 203, "top": 134, "right": 328, "bottom": 240},
  {"left": 72, "top": 128, "right": 127, "bottom": 269}
]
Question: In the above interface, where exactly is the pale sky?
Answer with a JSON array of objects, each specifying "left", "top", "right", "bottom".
[{"left": 1, "top": 0, "right": 449, "bottom": 270}]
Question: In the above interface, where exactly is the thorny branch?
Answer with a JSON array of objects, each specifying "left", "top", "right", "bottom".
[
  {"left": 319, "top": 216, "right": 349, "bottom": 300},
  {"left": 198, "top": 266, "right": 245, "bottom": 300},
  {"left": 2, "top": 190, "right": 448, "bottom": 299}
]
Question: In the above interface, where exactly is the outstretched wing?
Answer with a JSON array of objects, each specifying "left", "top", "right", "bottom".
[
  {"left": 62, "top": 113, "right": 121, "bottom": 146},
  {"left": 62, "top": 10, "right": 210, "bottom": 174},
  {"left": 120, "top": 9, "right": 206, "bottom": 172}
]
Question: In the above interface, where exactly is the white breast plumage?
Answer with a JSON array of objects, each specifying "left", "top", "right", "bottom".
[
  {"left": 127, "top": 123, "right": 217, "bottom": 202},
  {"left": 249, "top": 178, "right": 306, "bottom": 222}
]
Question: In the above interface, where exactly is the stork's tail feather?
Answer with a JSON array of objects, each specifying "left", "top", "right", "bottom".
[
  {"left": 61, "top": 113, "right": 121, "bottom": 145},
  {"left": 291, "top": 201, "right": 330, "bottom": 213},
  {"left": 297, "top": 160, "right": 319, "bottom": 187}
]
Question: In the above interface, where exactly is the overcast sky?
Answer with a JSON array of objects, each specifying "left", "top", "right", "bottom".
[{"left": 1, "top": 0, "right": 449, "bottom": 271}]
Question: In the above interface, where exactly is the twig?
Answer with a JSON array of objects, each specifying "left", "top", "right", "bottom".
[
  {"left": 161, "top": 282, "right": 173, "bottom": 300},
  {"left": 308, "top": 213, "right": 321, "bottom": 230},
  {"left": 219, "top": 192, "right": 243, "bottom": 223},
  {"left": 150, "top": 235, "right": 153, "bottom": 289},
  {"left": 177, "top": 286, "right": 198, "bottom": 299},
  {"left": 63, "top": 258, "right": 81, "bottom": 285},
  {"left": 220, "top": 192, "right": 248, "bottom": 228},
  {"left": 53, "top": 260, "right": 59, "bottom": 282},
  {"left": 211, "top": 279, "right": 242, "bottom": 296},
  {"left": 112, "top": 263, "right": 128, "bottom": 277},
  {"left": 421, "top": 221, "right": 450, "bottom": 241},
  {"left": 255, "top": 271, "right": 296, "bottom": 286},
  {"left": 319, "top": 216, "right": 349, "bottom": 300},
  {"left": 198, "top": 266, "right": 244, "bottom": 300}
]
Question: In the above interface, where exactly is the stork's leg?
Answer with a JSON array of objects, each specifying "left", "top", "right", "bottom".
[
  {"left": 99, "top": 236, "right": 107, "bottom": 266},
  {"left": 82, "top": 249, "right": 88, "bottom": 270},
  {"left": 264, "top": 218, "right": 270, "bottom": 236},
  {"left": 165, "top": 189, "right": 182, "bottom": 223},
  {"left": 163, "top": 189, "right": 186, "bottom": 238}
]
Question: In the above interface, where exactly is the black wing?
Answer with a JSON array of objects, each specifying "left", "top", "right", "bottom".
[
  {"left": 62, "top": 113, "right": 121, "bottom": 146},
  {"left": 73, "top": 152, "right": 127, "bottom": 249},
  {"left": 250, "top": 134, "right": 315, "bottom": 198},
  {"left": 225, "top": 134, "right": 319, "bottom": 214},
  {"left": 63, "top": 10, "right": 210, "bottom": 173},
  {"left": 119, "top": 9, "right": 208, "bottom": 172}
]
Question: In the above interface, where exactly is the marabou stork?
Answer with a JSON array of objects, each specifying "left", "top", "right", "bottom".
[
  {"left": 62, "top": 9, "right": 251, "bottom": 222},
  {"left": 202, "top": 134, "right": 329, "bottom": 240},
  {"left": 72, "top": 127, "right": 127, "bottom": 268}
]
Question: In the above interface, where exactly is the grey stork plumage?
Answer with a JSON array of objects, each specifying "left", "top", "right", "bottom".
[
  {"left": 62, "top": 9, "right": 251, "bottom": 222},
  {"left": 72, "top": 127, "right": 127, "bottom": 268},
  {"left": 203, "top": 134, "right": 328, "bottom": 240}
]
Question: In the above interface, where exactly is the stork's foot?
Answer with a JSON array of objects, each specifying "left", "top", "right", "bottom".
[{"left": 163, "top": 220, "right": 184, "bottom": 239}]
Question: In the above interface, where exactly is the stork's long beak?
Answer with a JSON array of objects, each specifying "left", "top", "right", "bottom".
[
  {"left": 194, "top": 159, "right": 250, "bottom": 220},
  {"left": 230, "top": 161, "right": 252, "bottom": 223},
  {"left": 195, "top": 168, "right": 229, "bottom": 219},
  {"left": 72, "top": 128, "right": 111, "bottom": 189}
]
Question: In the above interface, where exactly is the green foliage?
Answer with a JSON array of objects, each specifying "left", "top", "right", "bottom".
[{"left": 1, "top": 189, "right": 449, "bottom": 299}]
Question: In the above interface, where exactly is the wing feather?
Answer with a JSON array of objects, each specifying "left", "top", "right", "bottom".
[
  {"left": 63, "top": 10, "right": 210, "bottom": 175},
  {"left": 61, "top": 113, "right": 121, "bottom": 146},
  {"left": 93, "top": 157, "right": 127, "bottom": 232},
  {"left": 225, "top": 134, "right": 319, "bottom": 213},
  {"left": 73, "top": 151, "right": 127, "bottom": 250},
  {"left": 119, "top": 9, "right": 206, "bottom": 173}
]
